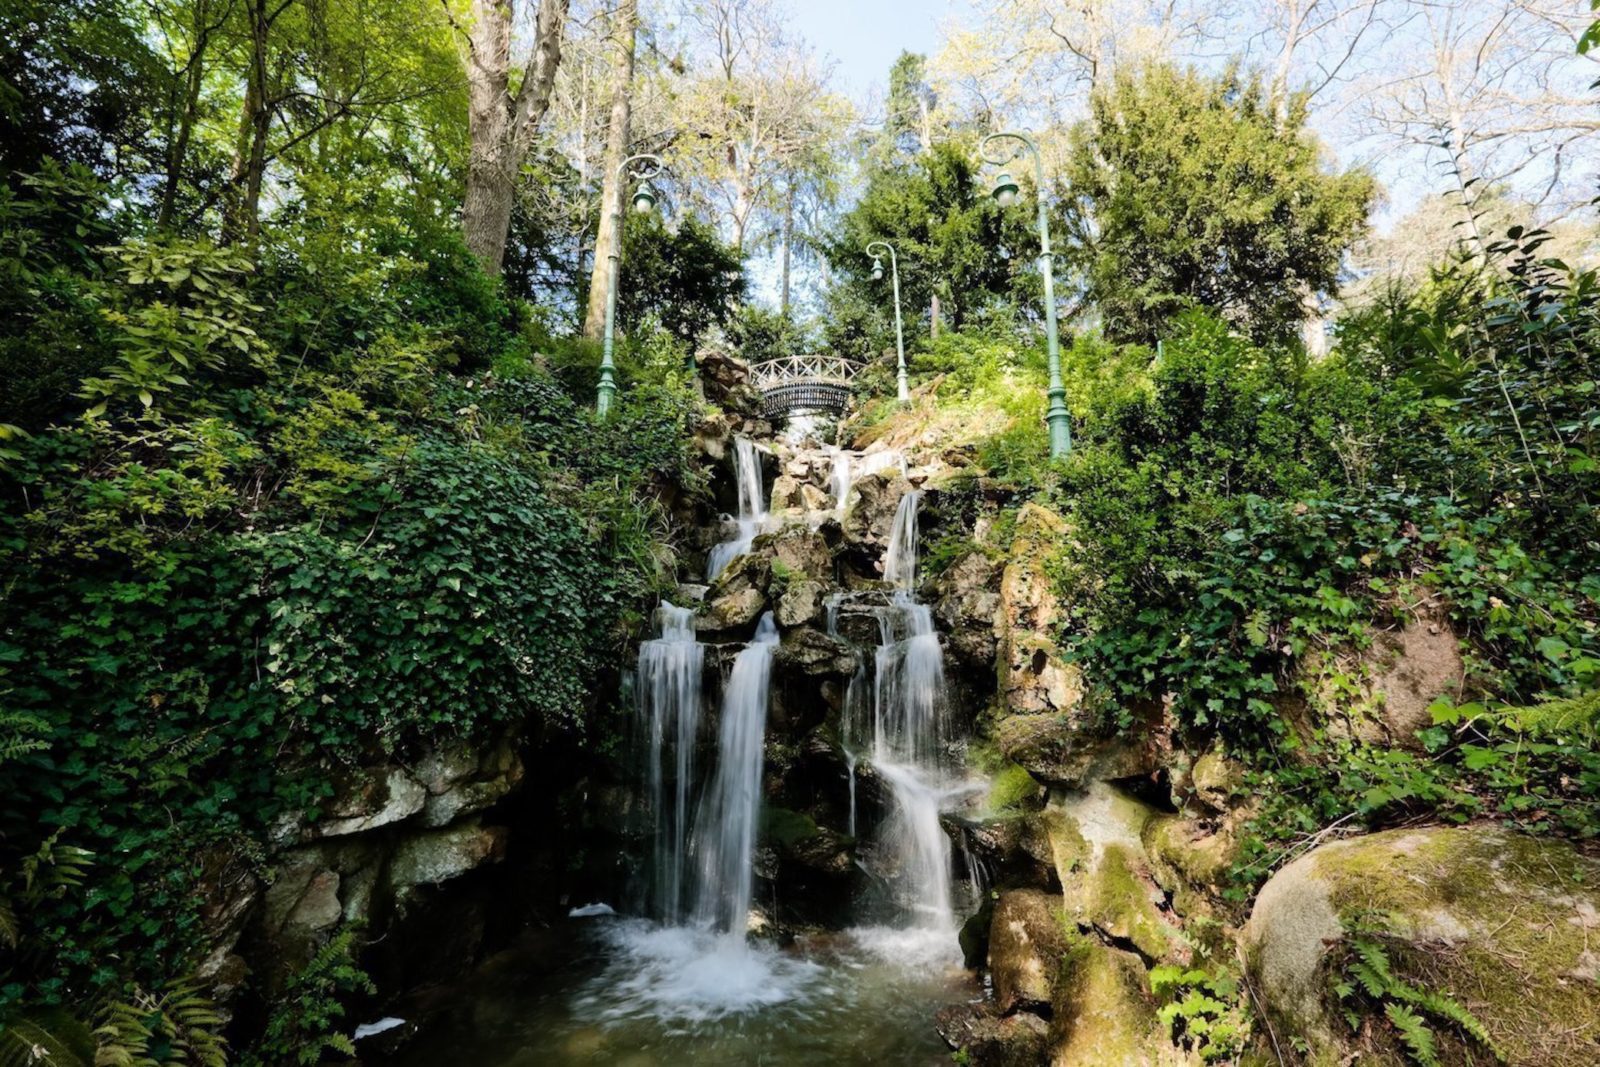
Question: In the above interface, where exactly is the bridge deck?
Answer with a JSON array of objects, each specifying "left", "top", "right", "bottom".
[{"left": 750, "top": 354, "right": 861, "bottom": 419}]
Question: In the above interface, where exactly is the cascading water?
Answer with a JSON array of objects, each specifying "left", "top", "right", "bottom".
[
  {"left": 829, "top": 451, "right": 851, "bottom": 516},
  {"left": 636, "top": 603, "right": 703, "bottom": 922},
  {"left": 706, "top": 437, "right": 767, "bottom": 581},
  {"left": 690, "top": 613, "right": 779, "bottom": 933},
  {"left": 862, "top": 491, "right": 963, "bottom": 930}
]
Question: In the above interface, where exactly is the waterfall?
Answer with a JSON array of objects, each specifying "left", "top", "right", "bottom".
[
  {"left": 830, "top": 451, "right": 852, "bottom": 516},
  {"left": 637, "top": 603, "right": 704, "bottom": 922},
  {"left": 865, "top": 492, "right": 957, "bottom": 929},
  {"left": 690, "top": 613, "right": 779, "bottom": 933},
  {"left": 707, "top": 437, "right": 768, "bottom": 581},
  {"left": 881, "top": 490, "right": 921, "bottom": 590}
]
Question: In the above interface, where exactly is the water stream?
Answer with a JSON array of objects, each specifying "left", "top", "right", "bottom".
[
  {"left": 381, "top": 441, "right": 974, "bottom": 1066},
  {"left": 706, "top": 436, "right": 766, "bottom": 581}
]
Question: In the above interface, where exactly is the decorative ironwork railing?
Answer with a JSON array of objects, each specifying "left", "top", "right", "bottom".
[{"left": 749, "top": 354, "right": 861, "bottom": 418}]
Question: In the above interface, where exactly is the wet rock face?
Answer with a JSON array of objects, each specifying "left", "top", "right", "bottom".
[
  {"left": 1244, "top": 825, "right": 1600, "bottom": 1067},
  {"left": 247, "top": 738, "right": 525, "bottom": 996},
  {"left": 996, "top": 503, "right": 1082, "bottom": 718},
  {"left": 988, "top": 888, "right": 1072, "bottom": 1014},
  {"left": 933, "top": 550, "right": 1002, "bottom": 670}
]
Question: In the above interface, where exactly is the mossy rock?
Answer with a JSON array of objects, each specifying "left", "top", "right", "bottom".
[
  {"left": 1048, "top": 941, "right": 1179, "bottom": 1066},
  {"left": 1142, "top": 815, "right": 1238, "bottom": 893},
  {"left": 1243, "top": 825, "right": 1600, "bottom": 1067}
]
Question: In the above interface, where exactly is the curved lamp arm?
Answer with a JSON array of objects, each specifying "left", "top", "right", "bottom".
[{"left": 864, "top": 241, "right": 908, "bottom": 402}]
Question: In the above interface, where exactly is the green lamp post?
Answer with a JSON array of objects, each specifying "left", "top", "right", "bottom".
[
  {"left": 596, "top": 153, "right": 665, "bottom": 418},
  {"left": 979, "top": 131, "right": 1071, "bottom": 458},
  {"left": 866, "top": 240, "right": 909, "bottom": 402}
]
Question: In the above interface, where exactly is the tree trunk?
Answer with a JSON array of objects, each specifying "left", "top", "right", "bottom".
[
  {"left": 462, "top": 0, "right": 570, "bottom": 275},
  {"left": 583, "top": 0, "right": 638, "bottom": 339},
  {"left": 157, "top": 0, "right": 215, "bottom": 231},
  {"left": 779, "top": 180, "right": 793, "bottom": 314},
  {"left": 223, "top": 0, "right": 272, "bottom": 241},
  {"left": 930, "top": 291, "right": 941, "bottom": 339}
]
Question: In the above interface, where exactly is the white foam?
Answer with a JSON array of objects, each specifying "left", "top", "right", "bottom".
[{"left": 580, "top": 920, "right": 823, "bottom": 1025}]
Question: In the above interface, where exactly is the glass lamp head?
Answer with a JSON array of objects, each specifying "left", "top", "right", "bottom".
[
  {"left": 632, "top": 180, "right": 658, "bottom": 214},
  {"left": 992, "top": 171, "right": 1019, "bottom": 207}
]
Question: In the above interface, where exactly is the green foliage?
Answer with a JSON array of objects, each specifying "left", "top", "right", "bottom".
[
  {"left": 726, "top": 305, "right": 813, "bottom": 364},
  {"left": 93, "top": 982, "right": 228, "bottom": 1067},
  {"left": 823, "top": 139, "right": 1039, "bottom": 348},
  {"left": 0, "top": 160, "right": 698, "bottom": 1038},
  {"left": 614, "top": 212, "right": 746, "bottom": 345},
  {"left": 244, "top": 929, "right": 374, "bottom": 1066},
  {"left": 1150, "top": 964, "right": 1247, "bottom": 1062},
  {"left": 1331, "top": 927, "right": 1502, "bottom": 1066},
  {"left": 1064, "top": 64, "right": 1375, "bottom": 344}
]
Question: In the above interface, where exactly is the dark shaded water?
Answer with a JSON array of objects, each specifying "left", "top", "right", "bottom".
[{"left": 376, "top": 917, "right": 973, "bottom": 1067}]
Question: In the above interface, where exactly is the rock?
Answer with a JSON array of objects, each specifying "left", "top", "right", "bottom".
[
  {"left": 1050, "top": 943, "right": 1171, "bottom": 1066},
  {"left": 799, "top": 483, "right": 831, "bottom": 512},
  {"left": 767, "top": 526, "right": 832, "bottom": 580},
  {"left": 841, "top": 472, "right": 910, "bottom": 550},
  {"left": 934, "top": 550, "right": 1002, "bottom": 668},
  {"left": 1244, "top": 825, "right": 1600, "bottom": 1066},
  {"left": 386, "top": 819, "right": 509, "bottom": 893},
  {"left": 694, "top": 409, "right": 731, "bottom": 461},
  {"left": 775, "top": 578, "right": 825, "bottom": 628},
  {"left": 413, "top": 738, "right": 524, "bottom": 828},
  {"left": 1355, "top": 613, "right": 1464, "bottom": 747},
  {"left": 1046, "top": 784, "right": 1183, "bottom": 965},
  {"left": 960, "top": 892, "right": 996, "bottom": 969},
  {"left": 770, "top": 473, "right": 804, "bottom": 510},
  {"left": 1142, "top": 815, "right": 1237, "bottom": 897},
  {"left": 699, "top": 551, "right": 770, "bottom": 634},
  {"left": 995, "top": 714, "right": 1154, "bottom": 789},
  {"left": 935, "top": 1002, "right": 1050, "bottom": 1067},
  {"left": 774, "top": 626, "right": 856, "bottom": 677},
  {"left": 989, "top": 889, "right": 1071, "bottom": 1014},
  {"left": 310, "top": 766, "right": 426, "bottom": 838},
  {"left": 1188, "top": 748, "right": 1244, "bottom": 812}
]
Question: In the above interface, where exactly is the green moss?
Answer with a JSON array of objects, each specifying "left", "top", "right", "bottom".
[
  {"left": 1311, "top": 827, "right": 1600, "bottom": 1067},
  {"left": 986, "top": 762, "right": 1045, "bottom": 813},
  {"left": 758, "top": 806, "right": 820, "bottom": 848},
  {"left": 1086, "top": 843, "right": 1177, "bottom": 963}
]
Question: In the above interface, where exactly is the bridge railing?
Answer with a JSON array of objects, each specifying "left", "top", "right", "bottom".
[{"left": 748, "top": 354, "right": 860, "bottom": 392}]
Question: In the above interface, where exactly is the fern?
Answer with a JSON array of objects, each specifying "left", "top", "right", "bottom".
[
  {"left": 0, "top": 1010, "right": 95, "bottom": 1067},
  {"left": 1385, "top": 1003, "right": 1439, "bottom": 1067},
  {"left": 1334, "top": 931, "right": 1505, "bottom": 1066}
]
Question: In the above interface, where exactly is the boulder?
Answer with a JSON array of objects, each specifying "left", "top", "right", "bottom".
[
  {"left": 1356, "top": 613, "right": 1464, "bottom": 747},
  {"left": 309, "top": 766, "right": 426, "bottom": 838},
  {"left": 775, "top": 626, "right": 856, "bottom": 678},
  {"left": 933, "top": 549, "right": 1003, "bottom": 669},
  {"left": 799, "top": 483, "right": 831, "bottom": 512},
  {"left": 413, "top": 738, "right": 524, "bottom": 828},
  {"left": 1049, "top": 943, "right": 1174, "bottom": 1067},
  {"left": 995, "top": 713, "right": 1154, "bottom": 789},
  {"left": 386, "top": 819, "right": 509, "bottom": 894},
  {"left": 1188, "top": 748, "right": 1244, "bottom": 813},
  {"left": 1046, "top": 784, "right": 1183, "bottom": 965},
  {"left": 767, "top": 526, "right": 833, "bottom": 580},
  {"left": 1244, "top": 825, "right": 1600, "bottom": 1067},
  {"left": 935, "top": 1002, "right": 1050, "bottom": 1067},
  {"left": 770, "top": 473, "right": 804, "bottom": 511},
  {"left": 699, "top": 551, "right": 770, "bottom": 634},
  {"left": 775, "top": 578, "right": 826, "bottom": 628},
  {"left": 989, "top": 888, "right": 1071, "bottom": 1014}
]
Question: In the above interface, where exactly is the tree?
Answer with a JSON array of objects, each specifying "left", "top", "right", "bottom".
[
  {"left": 458, "top": 0, "right": 571, "bottom": 274},
  {"left": 1063, "top": 64, "right": 1375, "bottom": 344},
  {"left": 1361, "top": 1, "right": 1600, "bottom": 226},
  {"left": 581, "top": 0, "right": 638, "bottom": 338},
  {"left": 612, "top": 212, "right": 745, "bottom": 343},
  {"left": 824, "top": 139, "right": 1038, "bottom": 344}
]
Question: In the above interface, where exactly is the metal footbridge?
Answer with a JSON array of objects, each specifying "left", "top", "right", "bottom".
[{"left": 750, "top": 354, "right": 861, "bottom": 419}]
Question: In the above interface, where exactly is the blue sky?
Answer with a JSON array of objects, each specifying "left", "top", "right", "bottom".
[{"left": 789, "top": 0, "right": 956, "bottom": 103}]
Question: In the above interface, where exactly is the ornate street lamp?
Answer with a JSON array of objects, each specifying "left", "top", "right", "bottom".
[
  {"left": 866, "top": 240, "right": 909, "bottom": 402},
  {"left": 979, "top": 131, "right": 1071, "bottom": 458},
  {"left": 597, "top": 153, "right": 666, "bottom": 418}
]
